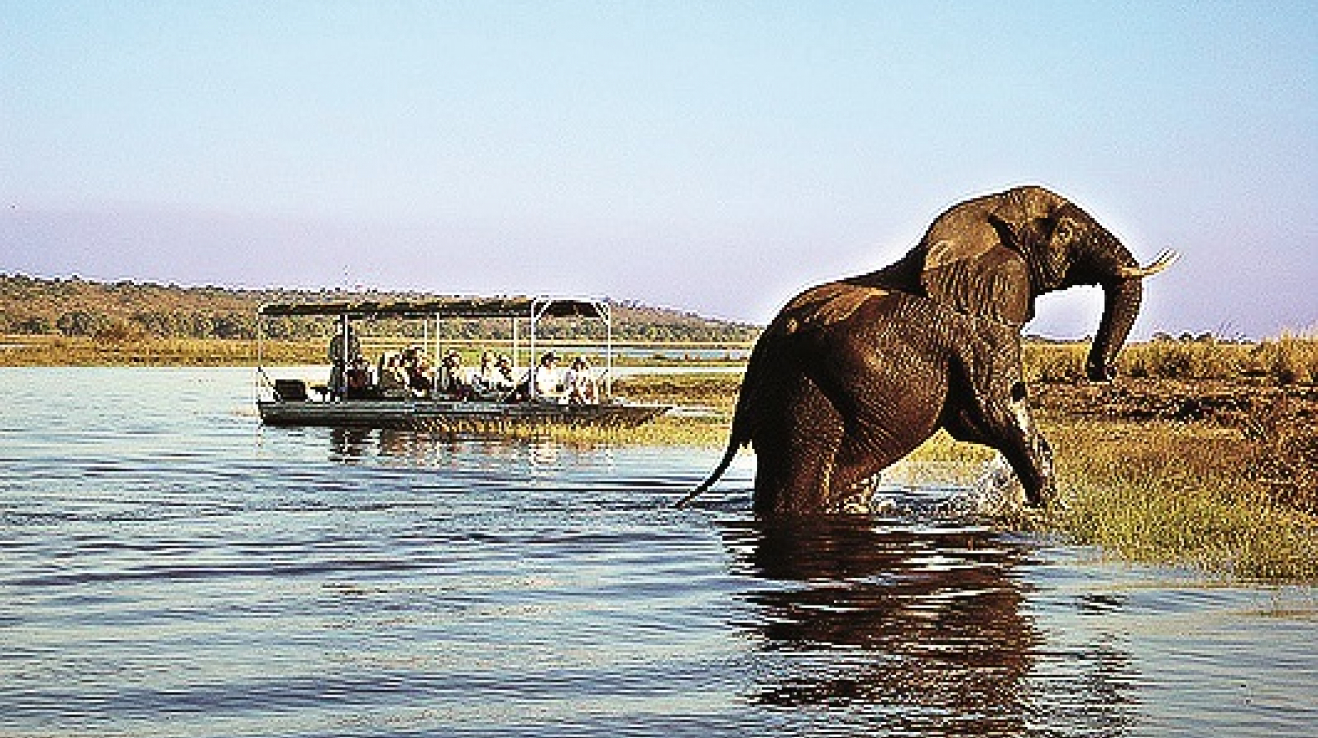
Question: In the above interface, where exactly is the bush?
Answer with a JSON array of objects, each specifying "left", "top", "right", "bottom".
[
  {"left": 1120, "top": 340, "right": 1241, "bottom": 380},
  {"left": 1023, "top": 343, "right": 1086, "bottom": 383},
  {"left": 1250, "top": 335, "right": 1318, "bottom": 385}
]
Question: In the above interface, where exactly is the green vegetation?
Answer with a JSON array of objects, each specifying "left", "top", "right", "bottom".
[
  {"left": 1043, "top": 419, "right": 1318, "bottom": 580},
  {"left": 0, "top": 274, "right": 761, "bottom": 344},
  {"left": 1025, "top": 332, "right": 1318, "bottom": 385}
]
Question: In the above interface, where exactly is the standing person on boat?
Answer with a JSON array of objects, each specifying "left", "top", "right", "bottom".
[
  {"left": 564, "top": 356, "right": 598, "bottom": 404},
  {"left": 328, "top": 326, "right": 361, "bottom": 399}
]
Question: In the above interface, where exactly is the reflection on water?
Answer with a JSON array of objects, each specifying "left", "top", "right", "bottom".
[
  {"left": 720, "top": 516, "right": 1139, "bottom": 735},
  {"left": 2, "top": 368, "right": 1316, "bottom": 738},
  {"left": 327, "top": 427, "right": 594, "bottom": 476},
  {"left": 730, "top": 519, "right": 1036, "bottom": 717}
]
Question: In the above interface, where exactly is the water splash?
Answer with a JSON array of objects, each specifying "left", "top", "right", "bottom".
[{"left": 962, "top": 453, "right": 1029, "bottom": 518}]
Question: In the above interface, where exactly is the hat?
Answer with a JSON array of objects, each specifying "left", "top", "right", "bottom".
[{"left": 541, "top": 351, "right": 559, "bottom": 363}]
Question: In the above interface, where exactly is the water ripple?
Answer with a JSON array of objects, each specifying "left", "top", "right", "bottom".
[{"left": 2, "top": 368, "right": 1315, "bottom": 737}]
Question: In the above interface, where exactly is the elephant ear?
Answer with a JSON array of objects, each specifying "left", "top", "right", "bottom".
[{"left": 919, "top": 217, "right": 1034, "bottom": 325}]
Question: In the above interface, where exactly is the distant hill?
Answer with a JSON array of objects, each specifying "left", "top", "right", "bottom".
[{"left": 0, "top": 274, "right": 761, "bottom": 343}]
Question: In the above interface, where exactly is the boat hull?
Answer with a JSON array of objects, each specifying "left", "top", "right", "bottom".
[{"left": 258, "top": 399, "right": 669, "bottom": 432}]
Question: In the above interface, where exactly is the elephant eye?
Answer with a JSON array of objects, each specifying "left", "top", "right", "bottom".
[{"left": 1054, "top": 221, "right": 1072, "bottom": 242}]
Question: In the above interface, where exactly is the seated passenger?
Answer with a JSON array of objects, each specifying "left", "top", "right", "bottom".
[
  {"left": 436, "top": 350, "right": 469, "bottom": 399},
  {"left": 344, "top": 356, "right": 373, "bottom": 399},
  {"left": 508, "top": 351, "right": 562, "bottom": 402},
  {"left": 468, "top": 351, "right": 511, "bottom": 400},
  {"left": 377, "top": 351, "right": 409, "bottom": 397},
  {"left": 564, "top": 356, "right": 599, "bottom": 405},
  {"left": 496, "top": 354, "right": 515, "bottom": 388},
  {"left": 532, "top": 351, "right": 564, "bottom": 400},
  {"left": 402, "top": 345, "right": 434, "bottom": 395}
]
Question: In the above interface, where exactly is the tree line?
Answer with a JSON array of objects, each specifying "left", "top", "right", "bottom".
[{"left": 0, "top": 274, "right": 761, "bottom": 344}]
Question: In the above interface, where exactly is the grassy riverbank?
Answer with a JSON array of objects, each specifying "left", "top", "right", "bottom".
[{"left": 621, "top": 370, "right": 1318, "bottom": 583}]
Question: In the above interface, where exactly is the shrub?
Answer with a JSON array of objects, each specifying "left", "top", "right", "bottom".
[
  {"left": 1120, "top": 340, "right": 1242, "bottom": 380},
  {"left": 1249, "top": 334, "right": 1318, "bottom": 385},
  {"left": 1023, "top": 343, "right": 1087, "bottom": 383}
]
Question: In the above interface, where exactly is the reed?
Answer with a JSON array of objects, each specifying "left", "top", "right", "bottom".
[
  {"left": 492, "top": 414, "right": 732, "bottom": 447},
  {"left": 1043, "top": 419, "right": 1318, "bottom": 580},
  {"left": 0, "top": 335, "right": 313, "bottom": 366},
  {"left": 1022, "top": 333, "right": 1318, "bottom": 385}
]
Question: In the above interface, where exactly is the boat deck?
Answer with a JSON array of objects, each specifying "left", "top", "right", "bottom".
[{"left": 258, "top": 398, "right": 669, "bottom": 432}]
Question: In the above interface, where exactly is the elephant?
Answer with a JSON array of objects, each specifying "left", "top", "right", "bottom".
[
  {"left": 680, "top": 283, "right": 1054, "bottom": 515},
  {"left": 681, "top": 185, "right": 1174, "bottom": 514}
]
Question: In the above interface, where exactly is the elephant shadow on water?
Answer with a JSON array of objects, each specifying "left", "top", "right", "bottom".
[{"left": 719, "top": 516, "right": 1140, "bottom": 734}]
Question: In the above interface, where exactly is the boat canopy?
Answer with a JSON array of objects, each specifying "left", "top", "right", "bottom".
[{"left": 257, "top": 296, "right": 607, "bottom": 320}]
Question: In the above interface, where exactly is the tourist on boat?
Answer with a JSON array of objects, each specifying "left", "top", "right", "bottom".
[
  {"left": 496, "top": 354, "right": 515, "bottom": 388},
  {"left": 507, "top": 352, "right": 561, "bottom": 402},
  {"left": 564, "top": 356, "right": 598, "bottom": 404},
  {"left": 532, "top": 351, "right": 564, "bottom": 400},
  {"left": 344, "top": 356, "right": 373, "bottom": 399},
  {"left": 377, "top": 351, "right": 409, "bottom": 397},
  {"left": 402, "top": 345, "right": 434, "bottom": 394},
  {"left": 468, "top": 351, "right": 511, "bottom": 399},
  {"left": 327, "top": 326, "right": 361, "bottom": 399},
  {"left": 436, "top": 350, "right": 469, "bottom": 399}
]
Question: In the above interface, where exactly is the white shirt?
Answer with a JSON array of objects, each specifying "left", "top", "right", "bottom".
[{"left": 533, "top": 364, "right": 563, "bottom": 397}]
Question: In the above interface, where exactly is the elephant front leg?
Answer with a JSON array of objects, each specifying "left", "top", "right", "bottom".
[
  {"left": 947, "top": 381, "right": 1056, "bottom": 508},
  {"left": 996, "top": 384, "right": 1055, "bottom": 508},
  {"left": 1009, "top": 428, "right": 1055, "bottom": 508}
]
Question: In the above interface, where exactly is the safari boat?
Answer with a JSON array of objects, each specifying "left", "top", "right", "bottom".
[{"left": 255, "top": 296, "right": 670, "bottom": 432}]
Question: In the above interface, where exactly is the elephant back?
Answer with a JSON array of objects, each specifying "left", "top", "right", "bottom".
[{"left": 774, "top": 281, "right": 893, "bottom": 337}]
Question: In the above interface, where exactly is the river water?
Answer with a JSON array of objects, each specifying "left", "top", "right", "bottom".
[{"left": 2, "top": 368, "right": 1314, "bottom": 737}]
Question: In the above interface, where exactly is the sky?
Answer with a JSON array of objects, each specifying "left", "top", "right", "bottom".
[{"left": 2, "top": 1, "right": 1315, "bottom": 338}]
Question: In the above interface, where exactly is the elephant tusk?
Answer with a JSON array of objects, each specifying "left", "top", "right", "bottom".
[{"left": 1116, "top": 249, "right": 1179, "bottom": 279}]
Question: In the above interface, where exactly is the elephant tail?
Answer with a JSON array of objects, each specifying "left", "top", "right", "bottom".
[
  {"left": 674, "top": 437, "right": 740, "bottom": 509},
  {"left": 675, "top": 327, "right": 769, "bottom": 509}
]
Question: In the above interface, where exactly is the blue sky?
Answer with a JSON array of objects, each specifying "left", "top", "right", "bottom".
[{"left": 2, "top": 1, "right": 1315, "bottom": 337}]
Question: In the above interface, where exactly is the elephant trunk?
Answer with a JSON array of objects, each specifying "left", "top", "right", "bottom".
[
  {"left": 1088, "top": 277, "right": 1142, "bottom": 382},
  {"left": 1080, "top": 233, "right": 1146, "bottom": 381}
]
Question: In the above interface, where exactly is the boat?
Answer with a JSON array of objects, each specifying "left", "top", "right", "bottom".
[{"left": 255, "top": 296, "right": 670, "bottom": 432}]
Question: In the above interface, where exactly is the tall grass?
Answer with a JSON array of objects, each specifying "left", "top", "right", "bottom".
[
  {"left": 1024, "top": 333, "right": 1318, "bottom": 385},
  {"left": 0, "top": 335, "right": 328, "bottom": 367},
  {"left": 1044, "top": 419, "right": 1318, "bottom": 580},
  {"left": 1249, "top": 333, "right": 1318, "bottom": 384}
]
